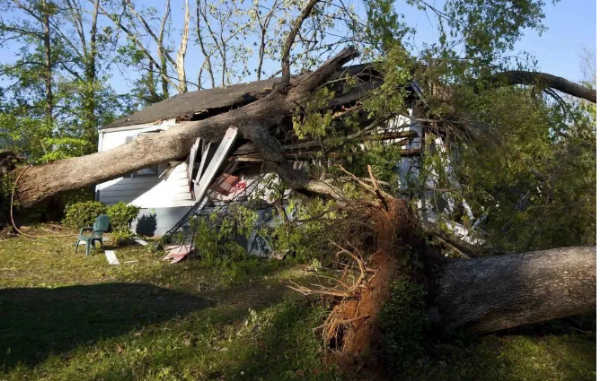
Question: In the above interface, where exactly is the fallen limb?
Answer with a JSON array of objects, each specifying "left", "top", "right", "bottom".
[
  {"left": 12, "top": 47, "right": 359, "bottom": 208},
  {"left": 491, "top": 71, "right": 596, "bottom": 103}
]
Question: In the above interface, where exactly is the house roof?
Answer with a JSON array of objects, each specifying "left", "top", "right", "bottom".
[
  {"left": 101, "top": 63, "right": 383, "bottom": 131},
  {"left": 101, "top": 77, "right": 281, "bottom": 130}
]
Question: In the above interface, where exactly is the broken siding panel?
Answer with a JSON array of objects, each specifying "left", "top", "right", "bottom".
[{"left": 100, "top": 197, "right": 194, "bottom": 208}]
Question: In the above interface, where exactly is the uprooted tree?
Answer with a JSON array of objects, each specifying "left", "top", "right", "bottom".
[{"left": 0, "top": 0, "right": 596, "bottom": 376}]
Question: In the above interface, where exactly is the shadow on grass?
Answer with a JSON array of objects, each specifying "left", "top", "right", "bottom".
[
  {"left": 414, "top": 314, "right": 596, "bottom": 381},
  {"left": 222, "top": 299, "right": 337, "bottom": 381},
  {"left": 0, "top": 283, "right": 210, "bottom": 370}
]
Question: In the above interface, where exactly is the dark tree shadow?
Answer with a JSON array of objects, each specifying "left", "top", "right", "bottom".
[{"left": 0, "top": 283, "right": 210, "bottom": 370}]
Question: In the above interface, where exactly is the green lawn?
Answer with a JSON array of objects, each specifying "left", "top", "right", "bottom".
[{"left": 0, "top": 229, "right": 595, "bottom": 380}]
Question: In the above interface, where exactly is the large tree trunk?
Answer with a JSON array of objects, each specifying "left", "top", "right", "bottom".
[
  {"left": 12, "top": 47, "right": 359, "bottom": 208},
  {"left": 436, "top": 246, "right": 596, "bottom": 334},
  {"left": 8, "top": 41, "right": 595, "bottom": 209}
]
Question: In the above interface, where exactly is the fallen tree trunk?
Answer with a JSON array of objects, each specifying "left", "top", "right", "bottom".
[
  {"left": 11, "top": 47, "right": 358, "bottom": 208},
  {"left": 436, "top": 246, "right": 596, "bottom": 334},
  {"left": 6, "top": 51, "right": 595, "bottom": 209}
]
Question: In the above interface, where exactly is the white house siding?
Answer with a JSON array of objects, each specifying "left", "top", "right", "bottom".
[
  {"left": 387, "top": 113, "right": 422, "bottom": 191},
  {"left": 96, "top": 119, "right": 195, "bottom": 236}
]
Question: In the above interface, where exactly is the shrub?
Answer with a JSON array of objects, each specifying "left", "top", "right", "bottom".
[
  {"left": 61, "top": 189, "right": 95, "bottom": 209},
  {"left": 107, "top": 202, "right": 140, "bottom": 232},
  {"left": 112, "top": 229, "right": 135, "bottom": 246},
  {"left": 63, "top": 201, "right": 107, "bottom": 228},
  {"left": 194, "top": 205, "right": 258, "bottom": 266}
]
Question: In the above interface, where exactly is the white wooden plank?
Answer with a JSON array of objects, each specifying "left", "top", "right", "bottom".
[
  {"left": 100, "top": 185, "right": 190, "bottom": 196},
  {"left": 99, "top": 189, "right": 149, "bottom": 198},
  {"left": 111, "top": 177, "right": 161, "bottom": 185},
  {"left": 101, "top": 196, "right": 195, "bottom": 208},
  {"left": 195, "top": 141, "right": 211, "bottom": 185},
  {"left": 193, "top": 128, "right": 238, "bottom": 202},
  {"left": 98, "top": 119, "right": 177, "bottom": 133},
  {"left": 188, "top": 138, "right": 201, "bottom": 183},
  {"left": 105, "top": 250, "right": 119, "bottom": 265},
  {"left": 99, "top": 183, "right": 158, "bottom": 192}
]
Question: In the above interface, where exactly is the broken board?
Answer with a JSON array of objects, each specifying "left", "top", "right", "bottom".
[
  {"left": 188, "top": 137, "right": 201, "bottom": 185},
  {"left": 193, "top": 127, "right": 238, "bottom": 202},
  {"left": 195, "top": 140, "right": 212, "bottom": 185},
  {"left": 162, "top": 127, "right": 239, "bottom": 240},
  {"left": 105, "top": 250, "right": 119, "bottom": 265}
]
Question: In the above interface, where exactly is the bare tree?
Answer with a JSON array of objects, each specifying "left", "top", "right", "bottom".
[{"left": 176, "top": 0, "right": 191, "bottom": 93}]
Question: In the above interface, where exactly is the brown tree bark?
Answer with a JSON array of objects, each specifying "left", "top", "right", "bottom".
[
  {"left": 6, "top": 47, "right": 596, "bottom": 209},
  {"left": 436, "top": 246, "right": 596, "bottom": 334}
]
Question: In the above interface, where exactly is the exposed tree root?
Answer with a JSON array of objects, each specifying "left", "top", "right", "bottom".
[{"left": 292, "top": 191, "right": 420, "bottom": 375}]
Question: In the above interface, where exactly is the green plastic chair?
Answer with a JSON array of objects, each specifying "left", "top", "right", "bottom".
[{"left": 75, "top": 214, "right": 110, "bottom": 256}]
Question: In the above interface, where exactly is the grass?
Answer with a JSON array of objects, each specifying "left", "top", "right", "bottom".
[
  {"left": 0, "top": 227, "right": 595, "bottom": 380},
  {"left": 0, "top": 229, "right": 335, "bottom": 380},
  {"left": 411, "top": 321, "right": 596, "bottom": 381}
]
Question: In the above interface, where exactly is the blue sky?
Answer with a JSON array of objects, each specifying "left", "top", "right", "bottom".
[
  {"left": 395, "top": 0, "right": 596, "bottom": 82},
  {"left": 145, "top": 0, "right": 598, "bottom": 90},
  {"left": 0, "top": 0, "right": 596, "bottom": 95},
  {"left": 510, "top": 0, "right": 595, "bottom": 81}
]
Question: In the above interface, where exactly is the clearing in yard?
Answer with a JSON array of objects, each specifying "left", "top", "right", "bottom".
[{"left": 0, "top": 229, "right": 595, "bottom": 381}]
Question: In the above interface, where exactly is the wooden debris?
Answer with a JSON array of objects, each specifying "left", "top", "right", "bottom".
[{"left": 105, "top": 250, "right": 119, "bottom": 265}]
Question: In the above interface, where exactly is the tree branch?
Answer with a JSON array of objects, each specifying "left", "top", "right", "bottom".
[
  {"left": 281, "top": 0, "right": 320, "bottom": 87},
  {"left": 491, "top": 70, "right": 596, "bottom": 103}
]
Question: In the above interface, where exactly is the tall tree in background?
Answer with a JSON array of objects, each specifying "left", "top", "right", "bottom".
[
  {"left": 0, "top": 0, "right": 129, "bottom": 160},
  {"left": 0, "top": 0, "right": 58, "bottom": 124}
]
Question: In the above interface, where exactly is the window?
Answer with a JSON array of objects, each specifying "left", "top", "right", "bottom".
[{"left": 125, "top": 135, "right": 159, "bottom": 178}]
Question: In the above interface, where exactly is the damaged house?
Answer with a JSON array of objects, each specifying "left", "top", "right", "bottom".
[
  {"left": 95, "top": 65, "right": 475, "bottom": 246},
  {"left": 96, "top": 78, "right": 283, "bottom": 236}
]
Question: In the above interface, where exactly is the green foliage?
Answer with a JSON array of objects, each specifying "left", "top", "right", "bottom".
[
  {"left": 345, "top": 142, "right": 406, "bottom": 188},
  {"left": 292, "top": 88, "right": 335, "bottom": 140},
  {"left": 194, "top": 205, "right": 258, "bottom": 267},
  {"left": 62, "top": 201, "right": 107, "bottom": 228},
  {"left": 0, "top": 169, "right": 16, "bottom": 219},
  {"left": 339, "top": 46, "right": 413, "bottom": 190},
  {"left": 107, "top": 202, "right": 141, "bottom": 232},
  {"left": 264, "top": 198, "right": 338, "bottom": 263},
  {"left": 441, "top": 0, "right": 547, "bottom": 66},
  {"left": 60, "top": 189, "right": 95, "bottom": 209},
  {"left": 111, "top": 229, "right": 136, "bottom": 246},
  {"left": 379, "top": 278, "right": 429, "bottom": 375},
  {"left": 448, "top": 87, "right": 596, "bottom": 251},
  {"left": 64, "top": 200, "right": 139, "bottom": 233},
  {"left": 0, "top": 114, "right": 92, "bottom": 164},
  {"left": 364, "top": 0, "right": 411, "bottom": 53},
  {"left": 362, "top": 46, "right": 412, "bottom": 118}
]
